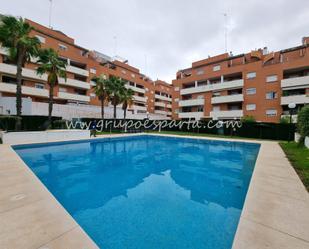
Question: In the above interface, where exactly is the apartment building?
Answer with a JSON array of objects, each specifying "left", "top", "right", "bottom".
[
  {"left": 0, "top": 18, "right": 172, "bottom": 120},
  {"left": 153, "top": 80, "right": 173, "bottom": 118},
  {"left": 172, "top": 37, "right": 309, "bottom": 122}
]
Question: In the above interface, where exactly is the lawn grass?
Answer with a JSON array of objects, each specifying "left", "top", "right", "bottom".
[
  {"left": 280, "top": 142, "right": 309, "bottom": 191},
  {"left": 148, "top": 130, "right": 277, "bottom": 142}
]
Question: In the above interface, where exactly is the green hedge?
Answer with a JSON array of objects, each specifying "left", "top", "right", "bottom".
[{"left": 0, "top": 115, "right": 62, "bottom": 131}]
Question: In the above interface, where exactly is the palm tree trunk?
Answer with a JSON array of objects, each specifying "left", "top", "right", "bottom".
[
  {"left": 15, "top": 53, "right": 24, "bottom": 130},
  {"left": 101, "top": 97, "right": 104, "bottom": 120},
  {"left": 124, "top": 108, "right": 127, "bottom": 121},
  {"left": 48, "top": 84, "right": 54, "bottom": 125},
  {"left": 113, "top": 103, "right": 117, "bottom": 119}
]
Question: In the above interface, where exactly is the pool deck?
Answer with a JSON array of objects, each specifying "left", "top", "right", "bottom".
[{"left": 0, "top": 133, "right": 309, "bottom": 249}]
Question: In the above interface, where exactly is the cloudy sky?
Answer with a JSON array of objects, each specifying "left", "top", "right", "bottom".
[{"left": 2, "top": 0, "right": 309, "bottom": 82}]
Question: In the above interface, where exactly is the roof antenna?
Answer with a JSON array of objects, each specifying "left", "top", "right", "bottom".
[
  {"left": 113, "top": 35, "right": 117, "bottom": 56},
  {"left": 48, "top": 0, "right": 53, "bottom": 29},
  {"left": 223, "top": 13, "right": 228, "bottom": 53}
]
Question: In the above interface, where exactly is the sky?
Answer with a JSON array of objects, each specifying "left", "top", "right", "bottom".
[{"left": 1, "top": 0, "right": 309, "bottom": 83}]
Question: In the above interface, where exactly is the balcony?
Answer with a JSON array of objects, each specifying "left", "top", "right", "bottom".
[
  {"left": 130, "top": 105, "right": 147, "bottom": 111},
  {"left": 154, "top": 110, "right": 169, "bottom": 115},
  {"left": 0, "top": 82, "right": 49, "bottom": 98},
  {"left": 59, "top": 78, "right": 90, "bottom": 90},
  {"left": 180, "top": 79, "right": 244, "bottom": 95},
  {"left": 58, "top": 92, "right": 90, "bottom": 102},
  {"left": 155, "top": 94, "right": 172, "bottom": 102},
  {"left": 66, "top": 65, "right": 89, "bottom": 77},
  {"left": 178, "top": 111, "right": 204, "bottom": 120},
  {"left": 126, "top": 85, "right": 145, "bottom": 94},
  {"left": 211, "top": 94, "right": 243, "bottom": 104},
  {"left": 133, "top": 95, "right": 147, "bottom": 102},
  {"left": 154, "top": 101, "right": 166, "bottom": 107},
  {"left": 179, "top": 98, "right": 204, "bottom": 107},
  {"left": 210, "top": 110, "right": 243, "bottom": 119},
  {"left": 166, "top": 104, "right": 172, "bottom": 108},
  {"left": 0, "top": 63, "right": 47, "bottom": 81},
  {"left": 281, "top": 95, "right": 309, "bottom": 105},
  {"left": 281, "top": 75, "right": 309, "bottom": 89}
]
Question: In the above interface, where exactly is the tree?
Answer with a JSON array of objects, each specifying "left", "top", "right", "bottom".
[
  {"left": 121, "top": 88, "right": 134, "bottom": 121},
  {"left": 0, "top": 16, "right": 41, "bottom": 129},
  {"left": 297, "top": 105, "right": 309, "bottom": 145},
  {"left": 241, "top": 115, "right": 256, "bottom": 123},
  {"left": 36, "top": 48, "right": 67, "bottom": 124},
  {"left": 107, "top": 76, "right": 126, "bottom": 119},
  {"left": 92, "top": 74, "right": 110, "bottom": 120}
]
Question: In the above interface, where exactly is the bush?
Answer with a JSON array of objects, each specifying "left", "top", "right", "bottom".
[
  {"left": 297, "top": 105, "right": 309, "bottom": 144},
  {"left": 0, "top": 115, "right": 22, "bottom": 131},
  {"left": 52, "top": 119, "right": 68, "bottom": 129},
  {"left": 280, "top": 116, "right": 290, "bottom": 124},
  {"left": 241, "top": 115, "right": 256, "bottom": 123}
]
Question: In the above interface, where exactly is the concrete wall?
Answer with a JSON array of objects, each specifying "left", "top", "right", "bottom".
[
  {"left": 0, "top": 96, "right": 32, "bottom": 115},
  {"left": 0, "top": 129, "right": 90, "bottom": 145}
]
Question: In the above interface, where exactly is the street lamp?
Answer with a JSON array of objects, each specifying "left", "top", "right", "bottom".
[{"left": 288, "top": 103, "right": 296, "bottom": 142}]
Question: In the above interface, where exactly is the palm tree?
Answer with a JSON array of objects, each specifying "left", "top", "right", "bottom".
[
  {"left": 121, "top": 88, "right": 134, "bottom": 121},
  {"left": 36, "top": 48, "right": 67, "bottom": 124},
  {"left": 92, "top": 74, "right": 110, "bottom": 120},
  {"left": 107, "top": 76, "right": 126, "bottom": 119},
  {"left": 0, "top": 16, "right": 41, "bottom": 129}
]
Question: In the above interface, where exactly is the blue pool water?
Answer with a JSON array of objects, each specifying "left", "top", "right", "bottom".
[{"left": 14, "top": 135, "right": 260, "bottom": 249}]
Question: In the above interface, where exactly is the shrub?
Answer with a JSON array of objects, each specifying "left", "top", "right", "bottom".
[
  {"left": 0, "top": 115, "right": 22, "bottom": 131},
  {"left": 52, "top": 119, "right": 68, "bottom": 129},
  {"left": 280, "top": 116, "right": 290, "bottom": 124},
  {"left": 241, "top": 115, "right": 256, "bottom": 123},
  {"left": 297, "top": 105, "right": 309, "bottom": 144}
]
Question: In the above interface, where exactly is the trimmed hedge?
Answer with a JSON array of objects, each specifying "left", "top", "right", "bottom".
[{"left": 0, "top": 115, "right": 62, "bottom": 131}]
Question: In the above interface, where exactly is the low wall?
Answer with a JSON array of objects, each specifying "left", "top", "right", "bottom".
[{"left": 0, "top": 129, "right": 90, "bottom": 145}]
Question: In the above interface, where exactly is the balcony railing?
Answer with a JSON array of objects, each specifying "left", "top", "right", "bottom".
[
  {"left": 211, "top": 94, "right": 243, "bottom": 104},
  {"left": 133, "top": 95, "right": 147, "bottom": 102},
  {"left": 0, "top": 63, "right": 47, "bottom": 81},
  {"left": 281, "top": 75, "right": 309, "bottom": 89},
  {"left": 179, "top": 98, "right": 204, "bottom": 107},
  {"left": 180, "top": 79, "right": 244, "bottom": 95},
  {"left": 281, "top": 95, "right": 309, "bottom": 105},
  {"left": 210, "top": 110, "right": 243, "bottom": 119},
  {"left": 178, "top": 111, "right": 204, "bottom": 120},
  {"left": 58, "top": 92, "right": 90, "bottom": 102},
  {"left": 154, "top": 101, "right": 166, "bottom": 107},
  {"left": 126, "top": 84, "right": 145, "bottom": 94},
  {"left": 66, "top": 65, "right": 89, "bottom": 77},
  {"left": 154, "top": 110, "right": 169, "bottom": 115},
  {"left": 0, "top": 82, "right": 49, "bottom": 98},
  {"left": 155, "top": 94, "right": 172, "bottom": 102},
  {"left": 59, "top": 78, "right": 90, "bottom": 90}
]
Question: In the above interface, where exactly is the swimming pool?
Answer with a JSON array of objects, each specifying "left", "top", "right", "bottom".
[{"left": 14, "top": 135, "right": 260, "bottom": 249}]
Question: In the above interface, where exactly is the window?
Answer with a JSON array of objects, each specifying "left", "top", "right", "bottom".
[
  {"left": 121, "top": 70, "right": 126, "bottom": 74},
  {"left": 266, "top": 91, "right": 277, "bottom": 100},
  {"left": 35, "top": 83, "right": 45, "bottom": 89},
  {"left": 212, "top": 92, "right": 221, "bottom": 97},
  {"left": 174, "top": 87, "right": 180, "bottom": 91},
  {"left": 131, "top": 73, "right": 135, "bottom": 78},
  {"left": 246, "top": 104, "right": 256, "bottom": 111},
  {"left": 266, "top": 109, "right": 277, "bottom": 116},
  {"left": 246, "top": 88, "right": 256, "bottom": 95},
  {"left": 197, "top": 106, "right": 204, "bottom": 112},
  {"left": 175, "top": 98, "right": 179, "bottom": 102},
  {"left": 58, "top": 44, "right": 67, "bottom": 51},
  {"left": 266, "top": 75, "right": 278, "bottom": 82},
  {"left": 196, "top": 69, "right": 204, "bottom": 75},
  {"left": 246, "top": 72, "right": 256, "bottom": 79},
  {"left": 90, "top": 68, "right": 96, "bottom": 74},
  {"left": 35, "top": 35, "right": 45, "bottom": 44},
  {"left": 213, "top": 106, "right": 220, "bottom": 111},
  {"left": 90, "top": 93, "right": 96, "bottom": 98},
  {"left": 213, "top": 65, "right": 221, "bottom": 71}
]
